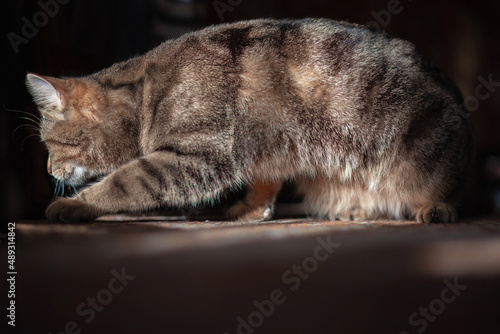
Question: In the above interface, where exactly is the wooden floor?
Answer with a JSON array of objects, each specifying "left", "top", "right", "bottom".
[{"left": 8, "top": 215, "right": 500, "bottom": 334}]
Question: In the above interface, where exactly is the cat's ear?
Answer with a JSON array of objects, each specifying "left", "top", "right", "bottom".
[{"left": 26, "top": 73, "right": 66, "bottom": 119}]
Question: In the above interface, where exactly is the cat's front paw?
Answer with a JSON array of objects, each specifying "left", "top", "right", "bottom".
[
  {"left": 46, "top": 198, "right": 104, "bottom": 223},
  {"left": 416, "top": 202, "right": 457, "bottom": 223}
]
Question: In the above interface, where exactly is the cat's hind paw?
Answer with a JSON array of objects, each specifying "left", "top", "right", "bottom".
[
  {"left": 227, "top": 200, "right": 274, "bottom": 222},
  {"left": 416, "top": 202, "right": 457, "bottom": 224},
  {"left": 46, "top": 198, "right": 104, "bottom": 223}
]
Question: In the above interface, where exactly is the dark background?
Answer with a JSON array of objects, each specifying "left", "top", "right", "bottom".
[{"left": 3, "top": 0, "right": 500, "bottom": 222}]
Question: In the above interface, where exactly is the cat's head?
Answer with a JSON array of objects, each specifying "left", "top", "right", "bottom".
[{"left": 26, "top": 73, "right": 140, "bottom": 186}]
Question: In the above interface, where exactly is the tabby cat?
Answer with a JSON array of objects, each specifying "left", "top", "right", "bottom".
[{"left": 26, "top": 18, "right": 473, "bottom": 223}]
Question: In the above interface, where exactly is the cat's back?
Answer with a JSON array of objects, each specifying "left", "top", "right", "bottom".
[
  {"left": 174, "top": 18, "right": 417, "bottom": 68},
  {"left": 163, "top": 18, "right": 432, "bottom": 100}
]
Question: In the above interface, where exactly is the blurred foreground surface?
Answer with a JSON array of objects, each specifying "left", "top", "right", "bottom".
[{"left": 6, "top": 217, "right": 500, "bottom": 333}]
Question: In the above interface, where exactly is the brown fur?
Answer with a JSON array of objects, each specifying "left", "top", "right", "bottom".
[
  {"left": 26, "top": 18, "right": 473, "bottom": 223},
  {"left": 227, "top": 180, "right": 283, "bottom": 221}
]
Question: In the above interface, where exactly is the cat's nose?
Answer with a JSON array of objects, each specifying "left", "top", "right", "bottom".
[{"left": 47, "top": 155, "right": 53, "bottom": 176}]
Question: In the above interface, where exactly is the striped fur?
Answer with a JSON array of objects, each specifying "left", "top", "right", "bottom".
[{"left": 26, "top": 18, "right": 473, "bottom": 223}]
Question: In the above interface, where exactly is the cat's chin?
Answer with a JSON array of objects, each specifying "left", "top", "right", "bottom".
[
  {"left": 55, "top": 166, "right": 106, "bottom": 187},
  {"left": 64, "top": 166, "right": 87, "bottom": 186}
]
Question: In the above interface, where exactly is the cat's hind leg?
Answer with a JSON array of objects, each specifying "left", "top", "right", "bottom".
[{"left": 227, "top": 180, "right": 282, "bottom": 222}]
